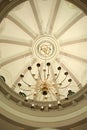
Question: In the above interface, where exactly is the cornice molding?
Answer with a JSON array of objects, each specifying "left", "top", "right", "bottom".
[
  {"left": 0, "top": 79, "right": 87, "bottom": 127},
  {"left": 0, "top": 0, "right": 27, "bottom": 22},
  {"left": 0, "top": 0, "right": 87, "bottom": 23},
  {"left": 66, "top": 0, "right": 87, "bottom": 14}
]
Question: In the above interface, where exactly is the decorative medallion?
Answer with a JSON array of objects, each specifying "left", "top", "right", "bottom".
[{"left": 33, "top": 35, "right": 59, "bottom": 60}]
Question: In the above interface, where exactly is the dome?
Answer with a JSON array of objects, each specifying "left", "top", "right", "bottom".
[{"left": 0, "top": 0, "right": 87, "bottom": 129}]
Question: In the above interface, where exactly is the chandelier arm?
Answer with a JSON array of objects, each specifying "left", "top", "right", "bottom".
[
  {"left": 51, "top": 81, "right": 60, "bottom": 99},
  {"left": 34, "top": 89, "right": 43, "bottom": 101},
  {"left": 59, "top": 75, "right": 67, "bottom": 84},
  {"left": 33, "top": 94, "right": 37, "bottom": 101},
  {"left": 55, "top": 70, "right": 61, "bottom": 81},
  {"left": 26, "top": 93, "right": 33, "bottom": 97},
  {"left": 19, "top": 86, "right": 32, "bottom": 91},
  {"left": 58, "top": 82, "right": 71, "bottom": 89},
  {"left": 44, "top": 54, "right": 47, "bottom": 81},
  {"left": 50, "top": 89, "right": 58, "bottom": 100},
  {"left": 43, "top": 69, "right": 46, "bottom": 81},
  {"left": 33, "top": 81, "right": 42, "bottom": 98},
  {"left": 46, "top": 66, "right": 50, "bottom": 80},
  {"left": 32, "top": 88, "right": 40, "bottom": 101},
  {"left": 29, "top": 71, "right": 37, "bottom": 80},
  {"left": 26, "top": 90, "right": 36, "bottom": 97},
  {"left": 21, "top": 78, "right": 32, "bottom": 87},
  {"left": 37, "top": 67, "right": 42, "bottom": 81}
]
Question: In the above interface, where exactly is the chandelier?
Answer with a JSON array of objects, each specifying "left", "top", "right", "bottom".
[{"left": 17, "top": 43, "right": 74, "bottom": 111}]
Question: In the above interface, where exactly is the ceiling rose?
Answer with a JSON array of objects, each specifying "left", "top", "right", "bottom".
[{"left": 33, "top": 35, "right": 59, "bottom": 60}]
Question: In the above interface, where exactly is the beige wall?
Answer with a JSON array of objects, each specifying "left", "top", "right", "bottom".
[
  {"left": 0, "top": 117, "right": 87, "bottom": 130},
  {"left": 73, "top": 123, "right": 87, "bottom": 130}
]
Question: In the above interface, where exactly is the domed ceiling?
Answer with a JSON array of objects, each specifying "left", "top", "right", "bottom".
[{"left": 0, "top": 0, "right": 87, "bottom": 105}]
